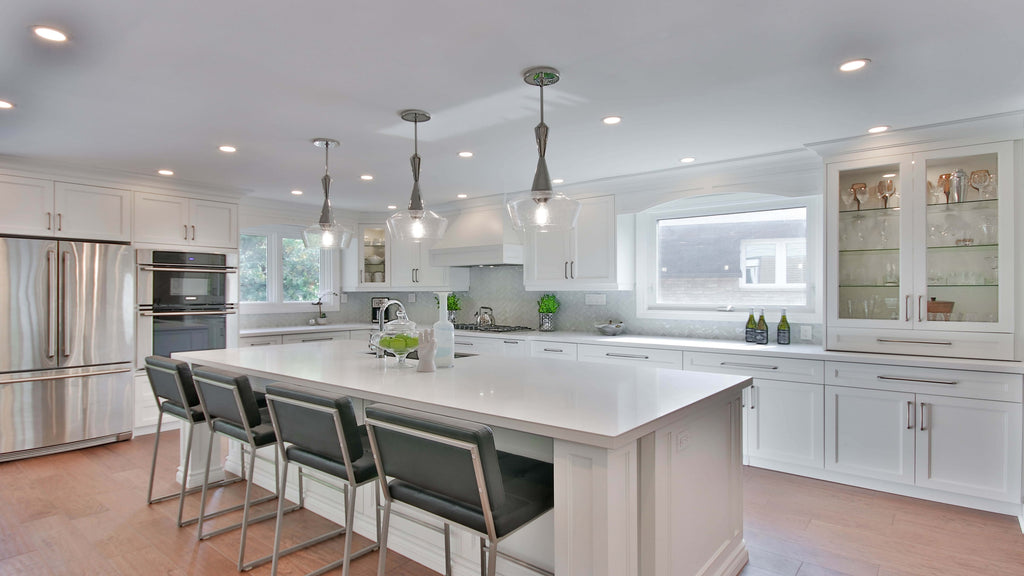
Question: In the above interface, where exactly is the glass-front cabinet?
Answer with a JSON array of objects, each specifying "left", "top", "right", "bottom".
[
  {"left": 359, "top": 224, "right": 389, "bottom": 288},
  {"left": 826, "top": 141, "right": 1015, "bottom": 360}
]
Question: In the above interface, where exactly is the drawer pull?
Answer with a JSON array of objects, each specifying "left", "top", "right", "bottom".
[
  {"left": 877, "top": 375, "right": 958, "bottom": 386},
  {"left": 543, "top": 348, "right": 564, "bottom": 353},
  {"left": 250, "top": 342, "right": 272, "bottom": 347},
  {"left": 906, "top": 401, "right": 914, "bottom": 430},
  {"left": 455, "top": 341, "right": 474, "bottom": 346},
  {"left": 503, "top": 340, "right": 520, "bottom": 345},
  {"left": 875, "top": 338, "right": 953, "bottom": 346},
  {"left": 905, "top": 295, "right": 911, "bottom": 322},
  {"left": 720, "top": 361, "right": 778, "bottom": 371},
  {"left": 920, "top": 402, "right": 927, "bottom": 431},
  {"left": 301, "top": 337, "right": 333, "bottom": 342},
  {"left": 606, "top": 352, "right": 649, "bottom": 360}
]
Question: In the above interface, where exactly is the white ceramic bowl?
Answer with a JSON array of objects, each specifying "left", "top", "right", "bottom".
[
  {"left": 365, "top": 255, "right": 384, "bottom": 265},
  {"left": 595, "top": 321, "right": 624, "bottom": 336}
]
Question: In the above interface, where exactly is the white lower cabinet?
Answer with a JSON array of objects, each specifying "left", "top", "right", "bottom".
[
  {"left": 748, "top": 379, "right": 824, "bottom": 470},
  {"left": 577, "top": 344, "right": 682, "bottom": 368},
  {"left": 530, "top": 340, "right": 578, "bottom": 360},
  {"left": 239, "top": 335, "right": 283, "bottom": 347},
  {"left": 281, "top": 331, "right": 348, "bottom": 344},
  {"left": 133, "top": 371, "right": 161, "bottom": 433},
  {"left": 825, "top": 361, "right": 1023, "bottom": 505},
  {"left": 454, "top": 335, "right": 527, "bottom": 357}
]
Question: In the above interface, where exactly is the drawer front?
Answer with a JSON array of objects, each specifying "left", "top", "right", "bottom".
[
  {"left": 686, "top": 351, "right": 824, "bottom": 384},
  {"left": 826, "top": 361, "right": 1023, "bottom": 403},
  {"left": 239, "top": 335, "right": 283, "bottom": 347},
  {"left": 577, "top": 344, "right": 682, "bottom": 369},
  {"left": 530, "top": 341, "right": 578, "bottom": 360},
  {"left": 281, "top": 331, "right": 348, "bottom": 344},
  {"left": 828, "top": 327, "right": 1015, "bottom": 361},
  {"left": 454, "top": 336, "right": 503, "bottom": 355}
]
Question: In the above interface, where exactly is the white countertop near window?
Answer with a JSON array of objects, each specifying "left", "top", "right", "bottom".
[{"left": 239, "top": 325, "right": 1024, "bottom": 374}]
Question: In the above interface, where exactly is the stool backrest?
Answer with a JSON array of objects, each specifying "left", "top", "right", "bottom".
[
  {"left": 265, "top": 383, "right": 364, "bottom": 463},
  {"left": 365, "top": 404, "right": 506, "bottom": 512},
  {"left": 192, "top": 366, "right": 261, "bottom": 428},
  {"left": 145, "top": 356, "right": 200, "bottom": 408}
]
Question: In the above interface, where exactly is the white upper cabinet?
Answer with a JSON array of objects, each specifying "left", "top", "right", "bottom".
[
  {"left": 134, "top": 191, "right": 238, "bottom": 249},
  {"left": 826, "top": 140, "right": 1015, "bottom": 360},
  {"left": 342, "top": 222, "right": 468, "bottom": 292},
  {"left": 524, "top": 194, "right": 625, "bottom": 290},
  {"left": 0, "top": 175, "right": 131, "bottom": 242}
]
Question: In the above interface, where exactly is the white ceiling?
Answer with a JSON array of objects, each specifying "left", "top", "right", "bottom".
[{"left": 3, "top": 0, "right": 1024, "bottom": 212}]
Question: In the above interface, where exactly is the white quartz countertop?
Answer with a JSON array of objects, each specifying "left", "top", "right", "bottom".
[
  {"left": 238, "top": 325, "right": 1024, "bottom": 374},
  {"left": 240, "top": 323, "right": 377, "bottom": 337},
  {"left": 175, "top": 340, "right": 750, "bottom": 449}
]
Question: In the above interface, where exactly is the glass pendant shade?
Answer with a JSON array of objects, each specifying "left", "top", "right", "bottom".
[
  {"left": 303, "top": 139, "right": 353, "bottom": 250},
  {"left": 386, "top": 110, "right": 447, "bottom": 242},
  {"left": 507, "top": 66, "right": 580, "bottom": 232}
]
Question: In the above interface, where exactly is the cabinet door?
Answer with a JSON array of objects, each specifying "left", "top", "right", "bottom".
[
  {"left": 530, "top": 340, "right": 578, "bottom": 360},
  {"left": 499, "top": 338, "right": 527, "bottom": 357},
  {"left": 824, "top": 385, "right": 915, "bottom": 485},
  {"left": 413, "top": 239, "right": 448, "bottom": 287},
  {"left": 358, "top": 224, "right": 389, "bottom": 288},
  {"left": 524, "top": 228, "right": 572, "bottom": 287},
  {"left": 454, "top": 335, "right": 503, "bottom": 355},
  {"left": 571, "top": 195, "right": 617, "bottom": 285},
  {"left": 189, "top": 199, "right": 238, "bottom": 249},
  {"left": 238, "top": 335, "right": 282, "bottom": 347},
  {"left": 913, "top": 141, "right": 1013, "bottom": 334},
  {"left": 134, "top": 192, "right": 190, "bottom": 245},
  {"left": 54, "top": 182, "right": 131, "bottom": 242},
  {"left": 915, "top": 394, "right": 1022, "bottom": 503},
  {"left": 747, "top": 379, "right": 824, "bottom": 469},
  {"left": 577, "top": 344, "right": 682, "bottom": 369},
  {"left": 388, "top": 236, "right": 416, "bottom": 287},
  {"left": 0, "top": 175, "right": 53, "bottom": 236}
]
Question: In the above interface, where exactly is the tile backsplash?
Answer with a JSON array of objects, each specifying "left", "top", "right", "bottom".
[{"left": 240, "top": 266, "right": 823, "bottom": 344}]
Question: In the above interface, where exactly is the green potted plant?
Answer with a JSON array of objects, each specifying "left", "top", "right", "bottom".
[
  {"left": 435, "top": 292, "right": 462, "bottom": 323},
  {"left": 537, "top": 293, "right": 559, "bottom": 332}
]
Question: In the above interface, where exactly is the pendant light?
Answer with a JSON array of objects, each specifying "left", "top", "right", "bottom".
[
  {"left": 507, "top": 66, "right": 581, "bottom": 232},
  {"left": 302, "top": 138, "right": 353, "bottom": 250},
  {"left": 386, "top": 110, "right": 448, "bottom": 242}
]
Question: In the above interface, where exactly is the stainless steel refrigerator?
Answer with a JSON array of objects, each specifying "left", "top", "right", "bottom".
[{"left": 0, "top": 237, "right": 134, "bottom": 461}]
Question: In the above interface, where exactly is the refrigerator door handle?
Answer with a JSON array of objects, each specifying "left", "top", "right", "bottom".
[
  {"left": 62, "top": 251, "right": 71, "bottom": 357},
  {"left": 0, "top": 366, "right": 132, "bottom": 385},
  {"left": 47, "top": 249, "right": 57, "bottom": 358}
]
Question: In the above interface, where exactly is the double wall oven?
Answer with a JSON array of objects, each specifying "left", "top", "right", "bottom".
[{"left": 137, "top": 249, "right": 238, "bottom": 368}]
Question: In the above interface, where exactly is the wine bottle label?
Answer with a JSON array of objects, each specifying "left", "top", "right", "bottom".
[
  {"left": 745, "top": 328, "right": 755, "bottom": 342},
  {"left": 777, "top": 329, "right": 790, "bottom": 345},
  {"left": 755, "top": 330, "right": 768, "bottom": 345}
]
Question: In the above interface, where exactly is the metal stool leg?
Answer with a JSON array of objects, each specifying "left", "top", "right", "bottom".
[
  {"left": 236, "top": 442, "right": 259, "bottom": 570},
  {"left": 377, "top": 499, "right": 392, "bottom": 576},
  {"left": 146, "top": 410, "right": 165, "bottom": 504},
  {"left": 270, "top": 454, "right": 290, "bottom": 576},
  {"left": 175, "top": 419, "right": 195, "bottom": 526},
  {"left": 443, "top": 523, "right": 452, "bottom": 576},
  {"left": 195, "top": 422, "right": 217, "bottom": 540},
  {"left": 487, "top": 539, "right": 497, "bottom": 576}
]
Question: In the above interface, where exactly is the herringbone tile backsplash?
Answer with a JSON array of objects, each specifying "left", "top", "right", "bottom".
[{"left": 241, "top": 266, "right": 822, "bottom": 343}]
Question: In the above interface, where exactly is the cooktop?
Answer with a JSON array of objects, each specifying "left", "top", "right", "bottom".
[{"left": 453, "top": 324, "right": 534, "bottom": 333}]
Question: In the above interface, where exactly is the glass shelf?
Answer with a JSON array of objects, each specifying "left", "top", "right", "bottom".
[
  {"left": 926, "top": 243, "right": 997, "bottom": 251},
  {"left": 839, "top": 284, "right": 900, "bottom": 288},
  {"left": 927, "top": 284, "right": 998, "bottom": 288},
  {"left": 838, "top": 248, "right": 900, "bottom": 254},
  {"left": 839, "top": 206, "right": 901, "bottom": 215},
  {"left": 926, "top": 198, "right": 998, "bottom": 209}
]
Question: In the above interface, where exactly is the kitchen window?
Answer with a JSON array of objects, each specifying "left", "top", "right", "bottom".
[
  {"left": 239, "top": 225, "right": 339, "bottom": 313},
  {"left": 636, "top": 194, "right": 820, "bottom": 321}
]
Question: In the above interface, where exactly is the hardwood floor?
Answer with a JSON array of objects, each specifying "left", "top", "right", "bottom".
[{"left": 2, "top": 432, "right": 1022, "bottom": 575}]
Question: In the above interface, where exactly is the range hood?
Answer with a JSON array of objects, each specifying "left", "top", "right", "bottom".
[{"left": 429, "top": 204, "right": 523, "bottom": 266}]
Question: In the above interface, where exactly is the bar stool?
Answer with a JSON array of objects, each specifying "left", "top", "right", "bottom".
[
  {"left": 143, "top": 356, "right": 243, "bottom": 527},
  {"left": 192, "top": 366, "right": 298, "bottom": 571},
  {"left": 364, "top": 404, "right": 555, "bottom": 576},
  {"left": 264, "top": 383, "right": 381, "bottom": 576}
]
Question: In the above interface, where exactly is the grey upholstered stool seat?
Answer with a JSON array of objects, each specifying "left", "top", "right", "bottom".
[
  {"left": 264, "top": 383, "right": 382, "bottom": 576},
  {"left": 143, "top": 356, "right": 244, "bottom": 528},
  {"left": 192, "top": 365, "right": 298, "bottom": 572},
  {"left": 365, "top": 403, "right": 554, "bottom": 576}
]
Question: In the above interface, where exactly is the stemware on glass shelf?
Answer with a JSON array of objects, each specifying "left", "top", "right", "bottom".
[{"left": 875, "top": 179, "right": 896, "bottom": 208}]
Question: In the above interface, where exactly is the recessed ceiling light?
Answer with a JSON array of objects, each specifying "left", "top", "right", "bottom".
[
  {"left": 33, "top": 26, "right": 68, "bottom": 42},
  {"left": 387, "top": 205, "right": 397, "bottom": 210},
  {"left": 456, "top": 194, "right": 468, "bottom": 199},
  {"left": 0, "top": 100, "right": 13, "bottom": 109},
  {"left": 602, "top": 116, "right": 622, "bottom": 125},
  {"left": 291, "top": 190, "right": 303, "bottom": 196},
  {"left": 680, "top": 157, "right": 696, "bottom": 163},
  {"left": 360, "top": 174, "right": 374, "bottom": 181},
  {"left": 882, "top": 173, "right": 896, "bottom": 178},
  {"left": 458, "top": 151, "right": 474, "bottom": 158},
  {"left": 839, "top": 58, "right": 870, "bottom": 72},
  {"left": 157, "top": 169, "right": 174, "bottom": 176},
  {"left": 218, "top": 145, "right": 236, "bottom": 153},
  {"left": 868, "top": 125, "right": 890, "bottom": 134},
  {"left": 551, "top": 178, "right": 565, "bottom": 184}
]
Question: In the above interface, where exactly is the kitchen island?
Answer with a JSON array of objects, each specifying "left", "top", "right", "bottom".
[{"left": 175, "top": 340, "right": 752, "bottom": 576}]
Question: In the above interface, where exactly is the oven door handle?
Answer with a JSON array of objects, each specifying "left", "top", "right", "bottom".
[
  {"left": 140, "top": 310, "right": 237, "bottom": 317},
  {"left": 139, "top": 266, "right": 237, "bottom": 274}
]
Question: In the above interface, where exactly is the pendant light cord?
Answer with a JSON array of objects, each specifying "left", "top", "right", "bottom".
[
  {"left": 539, "top": 81, "right": 544, "bottom": 124},
  {"left": 414, "top": 119, "right": 419, "bottom": 155}
]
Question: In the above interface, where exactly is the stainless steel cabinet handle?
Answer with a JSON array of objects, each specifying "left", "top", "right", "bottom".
[
  {"left": 905, "top": 295, "right": 911, "bottom": 322},
  {"left": 606, "top": 352, "right": 649, "bottom": 360},
  {"left": 878, "top": 375, "right": 958, "bottom": 386},
  {"left": 184, "top": 225, "right": 189, "bottom": 240},
  {"left": 191, "top": 225, "right": 196, "bottom": 241},
  {"left": 544, "top": 348, "right": 564, "bottom": 353},
  {"left": 47, "top": 250, "right": 57, "bottom": 358},
  {"left": 139, "top": 266, "right": 238, "bottom": 274},
  {"left": 0, "top": 366, "right": 131, "bottom": 385},
  {"left": 455, "top": 341, "right": 473, "bottom": 346},
  {"left": 47, "top": 212, "right": 52, "bottom": 231},
  {"left": 62, "top": 252, "right": 70, "bottom": 357},
  {"left": 918, "top": 295, "right": 924, "bottom": 322},
  {"left": 139, "top": 310, "right": 237, "bottom": 317},
  {"left": 564, "top": 261, "right": 569, "bottom": 279},
  {"left": 906, "top": 401, "right": 914, "bottom": 430},
  {"left": 503, "top": 340, "right": 520, "bottom": 344},
  {"left": 57, "top": 213, "right": 62, "bottom": 232},
  {"left": 249, "top": 342, "right": 272, "bottom": 346},
  {"left": 720, "top": 361, "right": 779, "bottom": 371},
  {"left": 301, "top": 337, "right": 333, "bottom": 342},
  {"left": 570, "top": 261, "right": 575, "bottom": 279},
  {"left": 876, "top": 338, "right": 953, "bottom": 346},
  {"left": 920, "top": 402, "right": 927, "bottom": 431}
]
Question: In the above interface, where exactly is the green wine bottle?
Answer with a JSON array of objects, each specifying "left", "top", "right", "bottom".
[
  {"left": 745, "top": 308, "right": 756, "bottom": 343},
  {"left": 755, "top": 308, "right": 768, "bottom": 345},
  {"left": 777, "top": 308, "right": 791, "bottom": 345}
]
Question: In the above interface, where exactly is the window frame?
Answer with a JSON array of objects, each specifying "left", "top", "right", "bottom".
[
  {"left": 635, "top": 194, "right": 821, "bottom": 323},
  {"left": 239, "top": 225, "right": 340, "bottom": 314}
]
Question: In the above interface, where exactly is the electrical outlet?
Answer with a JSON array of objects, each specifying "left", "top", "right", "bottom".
[
  {"left": 584, "top": 293, "right": 606, "bottom": 306},
  {"left": 800, "top": 325, "right": 813, "bottom": 341},
  {"left": 675, "top": 430, "right": 691, "bottom": 452},
  {"left": 407, "top": 293, "right": 416, "bottom": 303}
]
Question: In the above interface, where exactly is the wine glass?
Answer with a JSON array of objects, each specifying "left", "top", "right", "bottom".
[
  {"left": 876, "top": 179, "right": 895, "bottom": 208},
  {"left": 849, "top": 183, "right": 866, "bottom": 211},
  {"left": 969, "top": 170, "right": 989, "bottom": 201},
  {"left": 936, "top": 173, "right": 952, "bottom": 203}
]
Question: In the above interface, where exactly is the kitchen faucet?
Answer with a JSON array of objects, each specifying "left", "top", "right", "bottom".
[{"left": 371, "top": 299, "right": 408, "bottom": 357}]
